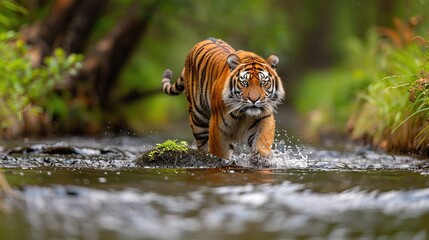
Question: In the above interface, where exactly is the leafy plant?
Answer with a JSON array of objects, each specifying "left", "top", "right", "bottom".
[
  {"left": 0, "top": 0, "right": 27, "bottom": 30},
  {"left": 297, "top": 21, "right": 429, "bottom": 154},
  {"left": 0, "top": 31, "right": 82, "bottom": 137}
]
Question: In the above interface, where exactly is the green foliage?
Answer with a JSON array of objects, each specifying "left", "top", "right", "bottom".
[
  {"left": 296, "top": 30, "right": 380, "bottom": 137},
  {"left": 148, "top": 139, "right": 189, "bottom": 160},
  {"left": 389, "top": 52, "right": 429, "bottom": 146},
  {"left": 297, "top": 22, "right": 429, "bottom": 152},
  {"left": 350, "top": 41, "right": 428, "bottom": 142},
  {"left": 0, "top": 31, "right": 83, "bottom": 133},
  {"left": 0, "top": 0, "right": 27, "bottom": 30}
]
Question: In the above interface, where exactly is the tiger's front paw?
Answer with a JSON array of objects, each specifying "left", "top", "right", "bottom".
[{"left": 249, "top": 151, "right": 272, "bottom": 168}]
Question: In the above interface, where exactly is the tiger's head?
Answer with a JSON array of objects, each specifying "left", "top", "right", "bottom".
[{"left": 222, "top": 53, "right": 285, "bottom": 117}]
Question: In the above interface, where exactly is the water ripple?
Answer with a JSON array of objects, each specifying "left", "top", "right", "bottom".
[{"left": 10, "top": 181, "right": 429, "bottom": 239}]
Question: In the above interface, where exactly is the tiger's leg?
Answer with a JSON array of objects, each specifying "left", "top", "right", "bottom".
[
  {"left": 188, "top": 110, "right": 210, "bottom": 151},
  {"left": 248, "top": 115, "right": 275, "bottom": 165},
  {"left": 192, "top": 127, "right": 209, "bottom": 151},
  {"left": 208, "top": 115, "right": 233, "bottom": 159}
]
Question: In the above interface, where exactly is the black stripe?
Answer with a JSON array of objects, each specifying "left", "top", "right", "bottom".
[
  {"left": 191, "top": 114, "right": 209, "bottom": 128},
  {"left": 201, "top": 55, "right": 216, "bottom": 106},
  {"left": 220, "top": 62, "right": 229, "bottom": 75},
  {"left": 195, "top": 104, "right": 210, "bottom": 120},
  {"left": 254, "top": 66, "right": 265, "bottom": 72},
  {"left": 196, "top": 46, "right": 220, "bottom": 70},
  {"left": 248, "top": 114, "right": 272, "bottom": 130},
  {"left": 176, "top": 76, "right": 185, "bottom": 91},
  {"left": 194, "top": 132, "right": 209, "bottom": 140},
  {"left": 205, "top": 51, "right": 221, "bottom": 88},
  {"left": 193, "top": 47, "right": 220, "bottom": 120},
  {"left": 198, "top": 51, "right": 219, "bottom": 107},
  {"left": 187, "top": 43, "right": 210, "bottom": 70},
  {"left": 230, "top": 112, "right": 240, "bottom": 119},
  {"left": 189, "top": 45, "right": 213, "bottom": 112},
  {"left": 194, "top": 41, "right": 214, "bottom": 57},
  {"left": 268, "top": 83, "right": 274, "bottom": 97},
  {"left": 220, "top": 111, "right": 230, "bottom": 129},
  {"left": 200, "top": 66, "right": 209, "bottom": 111},
  {"left": 272, "top": 92, "right": 278, "bottom": 99},
  {"left": 228, "top": 77, "right": 234, "bottom": 97},
  {"left": 196, "top": 49, "right": 211, "bottom": 70},
  {"left": 248, "top": 134, "right": 255, "bottom": 148}
]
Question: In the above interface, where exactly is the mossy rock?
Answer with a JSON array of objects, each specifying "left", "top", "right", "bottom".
[{"left": 136, "top": 140, "right": 233, "bottom": 168}]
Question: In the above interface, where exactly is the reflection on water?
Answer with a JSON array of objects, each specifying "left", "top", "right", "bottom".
[
  {"left": 0, "top": 136, "right": 429, "bottom": 239},
  {"left": 1, "top": 169, "right": 429, "bottom": 240}
]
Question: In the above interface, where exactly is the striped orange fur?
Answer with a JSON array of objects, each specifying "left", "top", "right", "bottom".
[{"left": 162, "top": 38, "right": 285, "bottom": 161}]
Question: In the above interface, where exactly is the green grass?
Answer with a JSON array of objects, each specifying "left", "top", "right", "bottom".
[
  {"left": 296, "top": 30, "right": 378, "bottom": 138},
  {"left": 297, "top": 28, "right": 429, "bottom": 154}
]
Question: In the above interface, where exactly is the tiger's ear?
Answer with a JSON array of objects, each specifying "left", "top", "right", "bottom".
[
  {"left": 227, "top": 54, "right": 241, "bottom": 71},
  {"left": 267, "top": 54, "right": 279, "bottom": 70}
]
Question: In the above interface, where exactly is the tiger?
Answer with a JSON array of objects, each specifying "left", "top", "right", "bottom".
[{"left": 161, "top": 38, "right": 285, "bottom": 163}]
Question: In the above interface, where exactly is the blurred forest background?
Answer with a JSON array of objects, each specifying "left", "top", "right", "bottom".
[{"left": 1, "top": 0, "right": 429, "bottom": 154}]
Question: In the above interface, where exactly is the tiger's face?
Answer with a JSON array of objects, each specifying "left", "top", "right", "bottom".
[{"left": 222, "top": 54, "right": 285, "bottom": 117}]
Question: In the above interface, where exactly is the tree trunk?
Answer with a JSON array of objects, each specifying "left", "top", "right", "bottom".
[
  {"left": 62, "top": 0, "right": 108, "bottom": 54},
  {"left": 17, "top": 0, "right": 157, "bottom": 135},
  {"left": 79, "top": 2, "right": 156, "bottom": 111},
  {"left": 22, "top": 0, "right": 84, "bottom": 66}
]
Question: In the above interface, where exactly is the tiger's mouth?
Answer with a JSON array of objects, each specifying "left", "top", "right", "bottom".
[
  {"left": 244, "top": 106, "right": 262, "bottom": 110},
  {"left": 224, "top": 95, "right": 277, "bottom": 117},
  {"left": 242, "top": 105, "right": 264, "bottom": 116}
]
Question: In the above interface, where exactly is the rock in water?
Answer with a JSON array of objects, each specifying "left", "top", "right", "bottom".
[{"left": 136, "top": 140, "right": 233, "bottom": 168}]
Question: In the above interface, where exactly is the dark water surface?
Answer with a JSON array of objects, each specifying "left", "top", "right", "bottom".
[{"left": 1, "top": 137, "right": 429, "bottom": 239}]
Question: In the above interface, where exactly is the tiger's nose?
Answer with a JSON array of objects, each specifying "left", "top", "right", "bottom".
[
  {"left": 248, "top": 95, "right": 260, "bottom": 104},
  {"left": 250, "top": 97, "right": 260, "bottom": 104}
]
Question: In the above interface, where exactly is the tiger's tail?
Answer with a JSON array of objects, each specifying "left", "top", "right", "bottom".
[{"left": 162, "top": 69, "right": 185, "bottom": 96}]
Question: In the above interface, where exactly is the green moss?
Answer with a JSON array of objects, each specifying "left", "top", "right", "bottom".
[{"left": 148, "top": 139, "right": 188, "bottom": 161}]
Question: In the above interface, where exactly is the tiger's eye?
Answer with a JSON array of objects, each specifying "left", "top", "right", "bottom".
[
  {"left": 240, "top": 72, "right": 250, "bottom": 80},
  {"left": 259, "top": 74, "right": 269, "bottom": 86},
  {"left": 239, "top": 72, "right": 250, "bottom": 86}
]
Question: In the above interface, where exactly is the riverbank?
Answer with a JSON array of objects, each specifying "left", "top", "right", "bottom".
[{"left": 296, "top": 26, "right": 429, "bottom": 156}]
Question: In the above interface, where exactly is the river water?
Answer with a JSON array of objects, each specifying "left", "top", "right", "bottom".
[{"left": 1, "top": 135, "right": 429, "bottom": 239}]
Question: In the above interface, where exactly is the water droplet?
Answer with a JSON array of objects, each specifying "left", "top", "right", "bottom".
[{"left": 98, "top": 177, "right": 107, "bottom": 183}]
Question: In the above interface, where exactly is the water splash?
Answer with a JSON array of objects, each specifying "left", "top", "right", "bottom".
[
  {"left": 271, "top": 129, "right": 308, "bottom": 168},
  {"left": 232, "top": 129, "right": 308, "bottom": 168}
]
